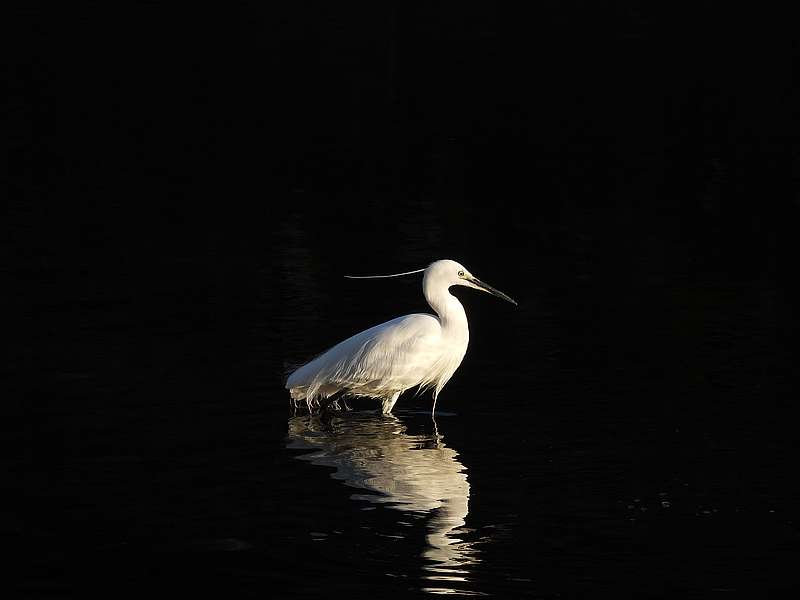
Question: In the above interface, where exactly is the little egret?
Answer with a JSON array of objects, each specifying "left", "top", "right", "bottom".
[{"left": 285, "top": 259, "right": 517, "bottom": 415}]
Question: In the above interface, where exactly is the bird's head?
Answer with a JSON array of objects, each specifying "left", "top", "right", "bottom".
[{"left": 425, "top": 260, "right": 517, "bottom": 306}]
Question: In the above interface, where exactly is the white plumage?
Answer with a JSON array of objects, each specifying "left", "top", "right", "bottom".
[{"left": 286, "top": 259, "right": 516, "bottom": 414}]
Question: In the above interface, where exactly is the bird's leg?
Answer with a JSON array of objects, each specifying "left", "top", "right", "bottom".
[
  {"left": 381, "top": 392, "right": 400, "bottom": 415},
  {"left": 431, "top": 414, "right": 442, "bottom": 448}
]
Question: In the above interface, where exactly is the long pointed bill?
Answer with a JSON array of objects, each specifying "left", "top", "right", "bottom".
[{"left": 468, "top": 276, "right": 518, "bottom": 306}]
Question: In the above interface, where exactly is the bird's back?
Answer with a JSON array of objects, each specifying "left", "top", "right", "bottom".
[{"left": 286, "top": 312, "right": 462, "bottom": 406}]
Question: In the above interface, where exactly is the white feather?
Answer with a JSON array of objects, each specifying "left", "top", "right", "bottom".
[{"left": 286, "top": 259, "right": 515, "bottom": 414}]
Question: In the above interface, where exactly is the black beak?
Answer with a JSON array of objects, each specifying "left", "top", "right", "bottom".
[{"left": 469, "top": 276, "right": 518, "bottom": 306}]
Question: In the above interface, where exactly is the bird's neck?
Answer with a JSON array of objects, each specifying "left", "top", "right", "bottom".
[{"left": 427, "top": 289, "right": 469, "bottom": 341}]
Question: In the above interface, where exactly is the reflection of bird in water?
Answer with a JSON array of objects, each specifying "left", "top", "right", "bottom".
[{"left": 286, "top": 413, "right": 477, "bottom": 574}]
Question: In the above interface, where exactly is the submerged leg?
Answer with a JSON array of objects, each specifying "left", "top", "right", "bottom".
[{"left": 381, "top": 392, "right": 400, "bottom": 415}]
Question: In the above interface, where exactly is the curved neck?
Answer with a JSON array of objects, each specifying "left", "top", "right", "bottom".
[{"left": 425, "top": 286, "right": 469, "bottom": 339}]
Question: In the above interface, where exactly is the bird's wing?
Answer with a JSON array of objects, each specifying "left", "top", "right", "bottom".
[{"left": 287, "top": 313, "right": 443, "bottom": 397}]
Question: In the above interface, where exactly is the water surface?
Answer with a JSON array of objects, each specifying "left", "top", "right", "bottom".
[{"left": 4, "top": 5, "right": 797, "bottom": 597}]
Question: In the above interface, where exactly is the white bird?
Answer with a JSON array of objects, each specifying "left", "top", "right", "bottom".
[{"left": 285, "top": 259, "right": 517, "bottom": 415}]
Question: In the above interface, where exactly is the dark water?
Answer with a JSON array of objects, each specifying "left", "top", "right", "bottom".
[{"left": 4, "top": 4, "right": 798, "bottom": 598}]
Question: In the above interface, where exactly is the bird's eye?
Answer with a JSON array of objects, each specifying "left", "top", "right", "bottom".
[{"left": 457, "top": 270, "right": 465, "bottom": 277}]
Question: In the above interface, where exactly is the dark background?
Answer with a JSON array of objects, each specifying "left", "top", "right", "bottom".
[{"left": 3, "top": 3, "right": 798, "bottom": 598}]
